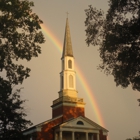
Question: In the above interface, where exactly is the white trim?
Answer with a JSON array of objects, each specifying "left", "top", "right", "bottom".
[
  {"left": 52, "top": 102, "right": 85, "bottom": 109},
  {"left": 63, "top": 102, "right": 85, "bottom": 107},
  {"left": 103, "top": 131, "right": 108, "bottom": 136},
  {"left": 23, "top": 126, "right": 41, "bottom": 135},
  {"left": 59, "top": 127, "right": 99, "bottom": 134}
]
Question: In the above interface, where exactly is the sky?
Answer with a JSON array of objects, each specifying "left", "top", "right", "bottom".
[{"left": 18, "top": 1, "right": 140, "bottom": 140}]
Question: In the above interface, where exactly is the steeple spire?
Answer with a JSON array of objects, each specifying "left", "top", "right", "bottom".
[
  {"left": 62, "top": 18, "right": 73, "bottom": 58},
  {"left": 51, "top": 17, "right": 85, "bottom": 120},
  {"left": 59, "top": 18, "right": 77, "bottom": 98}
]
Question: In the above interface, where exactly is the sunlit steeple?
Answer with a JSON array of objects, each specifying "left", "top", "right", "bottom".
[
  {"left": 59, "top": 18, "right": 77, "bottom": 98},
  {"left": 62, "top": 18, "right": 73, "bottom": 58}
]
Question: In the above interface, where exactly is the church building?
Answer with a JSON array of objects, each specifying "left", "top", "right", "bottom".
[{"left": 23, "top": 18, "right": 108, "bottom": 140}]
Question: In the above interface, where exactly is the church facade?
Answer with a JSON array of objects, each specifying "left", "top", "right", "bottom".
[{"left": 23, "top": 18, "right": 108, "bottom": 140}]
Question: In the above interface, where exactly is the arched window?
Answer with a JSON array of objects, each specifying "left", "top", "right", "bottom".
[
  {"left": 62, "top": 60, "right": 64, "bottom": 70},
  {"left": 61, "top": 76, "right": 63, "bottom": 89},
  {"left": 69, "top": 75, "right": 73, "bottom": 88},
  {"left": 77, "top": 121, "right": 84, "bottom": 125},
  {"left": 68, "top": 60, "right": 72, "bottom": 69}
]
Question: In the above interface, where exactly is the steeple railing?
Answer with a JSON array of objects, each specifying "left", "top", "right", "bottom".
[{"left": 53, "top": 96, "right": 84, "bottom": 105}]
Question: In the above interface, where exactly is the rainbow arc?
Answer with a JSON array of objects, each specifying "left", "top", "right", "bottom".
[{"left": 41, "top": 24, "right": 105, "bottom": 127}]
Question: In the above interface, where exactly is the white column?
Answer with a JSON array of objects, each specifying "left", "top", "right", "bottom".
[
  {"left": 97, "top": 133, "right": 99, "bottom": 140},
  {"left": 72, "top": 131, "right": 74, "bottom": 140},
  {"left": 86, "top": 132, "right": 88, "bottom": 140},
  {"left": 55, "top": 132, "right": 57, "bottom": 140},
  {"left": 59, "top": 131, "right": 62, "bottom": 140},
  {"left": 91, "top": 133, "right": 94, "bottom": 140},
  {"left": 92, "top": 134, "right": 94, "bottom": 140}
]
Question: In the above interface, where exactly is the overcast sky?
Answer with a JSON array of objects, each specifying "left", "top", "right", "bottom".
[{"left": 19, "top": 1, "right": 140, "bottom": 140}]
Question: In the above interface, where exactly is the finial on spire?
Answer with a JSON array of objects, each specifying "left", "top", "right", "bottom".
[{"left": 66, "top": 12, "right": 69, "bottom": 18}]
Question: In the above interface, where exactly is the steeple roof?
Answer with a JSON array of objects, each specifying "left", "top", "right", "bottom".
[{"left": 62, "top": 18, "right": 73, "bottom": 58}]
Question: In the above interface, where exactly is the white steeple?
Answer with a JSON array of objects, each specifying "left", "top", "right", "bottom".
[
  {"left": 59, "top": 18, "right": 77, "bottom": 98},
  {"left": 51, "top": 18, "right": 85, "bottom": 119}
]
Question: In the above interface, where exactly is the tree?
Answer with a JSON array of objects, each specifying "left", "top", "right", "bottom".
[
  {"left": 85, "top": 0, "right": 140, "bottom": 91},
  {"left": 126, "top": 136, "right": 140, "bottom": 140},
  {"left": 0, "top": 0, "right": 45, "bottom": 139},
  {"left": 0, "top": 0, "right": 45, "bottom": 85},
  {"left": 0, "top": 77, "right": 32, "bottom": 140}
]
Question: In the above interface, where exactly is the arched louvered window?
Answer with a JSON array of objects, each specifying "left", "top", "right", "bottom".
[
  {"left": 69, "top": 75, "right": 73, "bottom": 88},
  {"left": 62, "top": 60, "right": 64, "bottom": 70},
  {"left": 77, "top": 121, "right": 84, "bottom": 125},
  {"left": 68, "top": 60, "right": 72, "bottom": 69},
  {"left": 61, "top": 76, "right": 63, "bottom": 89}
]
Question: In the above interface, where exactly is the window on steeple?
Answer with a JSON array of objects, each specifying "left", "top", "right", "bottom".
[
  {"left": 68, "top": 60, "right": 72, "bottom": 69},
  {"left": 61, "top": 76, "right": 63, "bottom": 89},
  {"left": 69, "top": 75, "right": 73, "bottom": 88},
  {"left": 62, "top": 60, "right": 64, "bottom": 70}
]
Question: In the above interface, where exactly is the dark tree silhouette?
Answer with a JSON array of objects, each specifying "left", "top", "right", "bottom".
[
  {"left": 85, "top": 0, "right": 140, "bottom": 91},
  {"left": 0, "top": 0, "right": 45, "bottom": 84},
  {"left": 0, "top": 77, "right": 32, "bottom": 140},
  {"left": 0, "top": 0, "right": 45, "bottom": 139}
]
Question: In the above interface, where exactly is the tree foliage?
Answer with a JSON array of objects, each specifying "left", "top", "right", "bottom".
[
  {"left": 0, "top": 0, "right": 45, "bottom": 139},
  {"left": 85, "top": 0, "right": 140, "bottom": 91},
  {"left": 126, "top": 136, "right": 140, "bottom": 140},
  {"left": 0, "top": 77, "right": 32, "bottom": 140},
  {"left": 0, "top": 0, "right": 45, "bottom": 84}
]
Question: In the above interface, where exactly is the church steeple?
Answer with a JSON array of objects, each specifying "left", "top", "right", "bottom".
[
  {"left": 51, "top": 18, "right": 85, "bottom": 120},
  {"left": 62, "top": 18, "right": 73, "bottom": 58},
  {"left": 59, "top": 18, "right": 77, "bottom": 98}
]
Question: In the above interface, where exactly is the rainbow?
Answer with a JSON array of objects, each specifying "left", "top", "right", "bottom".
[{"left": 41, "top": 24, "right": 105, "bottom": 127}]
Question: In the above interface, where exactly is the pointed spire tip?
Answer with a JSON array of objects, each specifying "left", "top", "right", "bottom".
[{"left": 62, "top": 16, "right": 73, "bottom": 58}]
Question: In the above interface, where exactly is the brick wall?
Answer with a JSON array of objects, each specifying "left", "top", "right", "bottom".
[
  {"left": 34, "top": 117, "right": 63, "bottom": 140},
  {"left": 52, "top": 105, "right": 85, "bottom": 121},
  {"left": 99, "top": 130, "right": 107, "bottom": 140}
]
